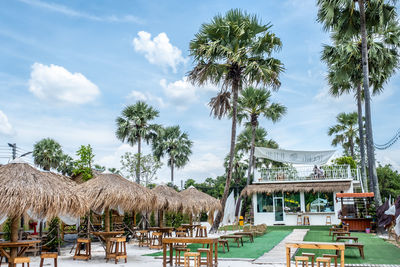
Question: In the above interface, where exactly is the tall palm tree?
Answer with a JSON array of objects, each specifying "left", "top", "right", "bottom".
[
  {"left": 321, "top": 24, "right": 400, "bottom": 192},
  {"left": 152, "top": 126, "right": 193, "bottom": 184},
  {"left": 57, "top": 153, "right": 74, "bottom": 176},
  {"left": 328, "top": 112, "right": 359, "bottom": 158},
  {"left": 236, "top": 87, "right": 286, "bottom": 187},
  {"left": 32, "top": 138, "right": 63, "bottom": 171},
  {"left": 188, "top": 9, "right": 284, "bottom": 231},
  {"left": 317, "top": 0, "right": 398, "bottom": 206},
  {"left": 116, "top": 101, "right": 160, "bottom": 184}
]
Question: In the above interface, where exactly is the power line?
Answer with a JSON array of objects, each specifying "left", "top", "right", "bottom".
[{"left": 374, "top": 128, "right": 400, "bottom": 150}]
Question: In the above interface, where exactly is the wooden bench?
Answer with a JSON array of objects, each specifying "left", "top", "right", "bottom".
[
  {"left": 233, "top": 232, "right": 254, "bottom": 242},
  {"left": 219, "top": 235, "right": 243, "bottom": 247},
  {"left": 336, "top": 236, "right": 358, "bottom": 243},
  {"left": 344, "top": 243, "right": 364, "bottom": 259},
  {"left": 332, "top": 232, "right": 350, "bottom": 241}
]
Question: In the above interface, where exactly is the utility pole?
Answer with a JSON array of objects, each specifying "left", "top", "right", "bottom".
[{"left": 8, "top": 143, "right": 16, "bottom": 160}]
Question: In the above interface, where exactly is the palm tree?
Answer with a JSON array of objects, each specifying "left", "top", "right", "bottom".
[
  {"left": 57, "top": 153, "right": 74, "bottom": 176},
  {"left": 188, "top": 9, "right": 284, "bottom": 231},
  {"left": 116, "top": 101, "right": 160, "bottom": 184},
  {"left": 321, "top": 24, "right": 400, "bottom": 192},
  {"left": 152, "top": 126, "right": 193, "bottom": 184},
  {"left": 328, "top": 112, "right": 359, "bottom": 158},
  {"left": 317, "top": 0, "right": 398, "bottom": 206},
  {"left": 32, "top": 138, "right": 63, "bottom": 171},
  {"left": 236, "top": 87, "right": 286, "bottom": 187}
]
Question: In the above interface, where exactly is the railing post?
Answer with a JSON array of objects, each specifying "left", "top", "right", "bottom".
[{"left": 347, "top": 165, "right": 351, "bottom": 179}]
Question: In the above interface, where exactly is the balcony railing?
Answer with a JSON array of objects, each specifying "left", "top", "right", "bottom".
[{"left": 257, "top": 165, "right": 359, "bottom": 182}]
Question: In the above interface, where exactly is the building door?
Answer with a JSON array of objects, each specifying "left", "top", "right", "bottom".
[{"left": 274, "top": 197, "right": 284, "bottom": 222}]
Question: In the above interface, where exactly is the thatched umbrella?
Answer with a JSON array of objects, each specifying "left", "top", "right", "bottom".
[
  {"left": 74, "top": 173, "right": 159, "bottom": 232},
  {"left": 152, "top": 184, "right": 184, "bottom": 226},
  {"left": 0, "top": 160, "right": 88, "bottom": 262},
  {"left": 179, "top": 186, "right": 222, "bottom": 224}
]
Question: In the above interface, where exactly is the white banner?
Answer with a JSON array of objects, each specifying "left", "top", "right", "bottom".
[{"left": 254, "top": 147, "right": 335, "bottom": 165}]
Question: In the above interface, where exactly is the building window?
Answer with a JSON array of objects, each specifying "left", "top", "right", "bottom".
[
  {"left": 257, "top": 193, "right": 273, "bottom": 213},
  {"left": 284, "top": 192, "right": 301, "bottom": 212},
  {"left": 305, "top": 192, "right": 334, "bottom": 213}
]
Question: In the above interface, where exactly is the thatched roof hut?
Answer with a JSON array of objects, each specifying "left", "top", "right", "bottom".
[
  {"left": 0, "top": 160, "right": 89, "bottom": 220},
  {"left": 240, "top": 180, "right": 352, "bottom": 197},
  {"left": 152, "top": 184, "right": 183, "bottom": 212},
  {"left": 179, "top": 186, "right": 222, "bottom": 214}
]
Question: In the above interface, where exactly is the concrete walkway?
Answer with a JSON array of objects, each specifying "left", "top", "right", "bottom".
[{"left": 253, "top": 229, "right": 309, "bottom": 265}]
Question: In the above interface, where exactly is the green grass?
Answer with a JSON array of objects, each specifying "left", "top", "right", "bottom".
[
  {"left": 296, "top": 230, "right": 400, "bottom": 264},
  {"left": 144, "top": 230, "right": 291, "bottom": 259}
]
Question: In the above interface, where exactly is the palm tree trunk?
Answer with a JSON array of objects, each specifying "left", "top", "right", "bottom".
[
  {"left": 210, "top": 79, "right": 239, "bottom": 232},
  {"left": 170, "top": 158, "right": 174, "bottom": 184},
  {"left": 136, "top": 136, "right": 141, "bottom": 184},
  {"left": 358, "top": 0, "right": 382, "bottom": 206},
  {"left": 350, "top": 136, "right": 355, "bottom": 159},
  {"left": 356, "top": 85, "right": 368, "bottom": 192}
]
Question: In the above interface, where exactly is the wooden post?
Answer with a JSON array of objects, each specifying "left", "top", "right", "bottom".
[
  {"left": 104, "top": 207, "right": 110, "bottom": 232},
  {"left": 189, "top": 213, "right": 193, "bottom": 225},
  {"left": 10, "top": 216, "right": 20, "bottom": 267},
  {"left": 60, "top": 222, "right": 65, "bottom": 241},
  {"left": 132, "top": 211, "right": 136, "bottom": 227},
  {"left": 159, "top": 210, "right": 164, "bottom": 227}
]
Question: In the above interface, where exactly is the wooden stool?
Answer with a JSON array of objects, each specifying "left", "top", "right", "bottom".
[
  {"left": 316, "top": 257, "right": 331, "bottom": 267},
  {"left": 297, "top": 215, "right": 303, "bottom": 225},
  {"left": 295, "top": 256, "right": 309, "bottom": 267},
  {"left": 303, "top": 216, "right": 310, "bottom": 226},
  {"left": 302, "top": 253, "right": 315, "bottom": 267},
  {"left": 40, "top": 252, "right": 58, "bottom": 267},
  {"left": 197, "top": 248, "right": 211, "bottom": 266},
  {"left": 184, "top": 252, "right": 200, "bottom": 267},
  {"left": 218, "top": 239, "right": 229, "bottom": 253},
  {"left": 11, "top": 257, "right": 30, "bottom": 267},
  {"left": 73, "top": 238, "right": 91, "bottom": 261},
  {"left": 150, "top": 232, "right": 163, "bottom": 249},
  {"left": 138, "top": 230, "right": 149, "bottom": 247},
  {"left": 326, "top": 216, "right": 332, "bottom": 225},
  {"left": 175, "top": 247, "right": 190, "bottom": 266},
  {"left": 107, "top": 237, "right": 127, "bottom": 264},
  {"left": 322, "top": 254, "right": 338, "bottom": 267}
]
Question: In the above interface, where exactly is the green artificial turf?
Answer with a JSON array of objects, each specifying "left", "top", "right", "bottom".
[
  {"left": 296, "top": 230, "right": 400, "bottom": 264},
  {"left": 144, "top": 230, "right": 291, "bottom": 259}
]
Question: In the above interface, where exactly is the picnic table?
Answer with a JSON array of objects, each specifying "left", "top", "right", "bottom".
[
  {"left": 332, "top": 231, "right": 351, "bottom": 241},
  {"left": 91, "top": 231, "right": 124, "bottom": 257},
  {"left": 336, "top": 236, "right": 358, "bottom": 243},
  {"left": 0, "top": 240, "right": 41, "bottom": 267},
  {"left": 220, "top": 235, "right": 244, "bottom": 247},
  {"left": 162, "top": 237, "right": 218, "bottom": 267},
  {"left": 233, "top": 232, "right": 254, "bottom": 242},
  {"left": 285, "top": 241, "right": 345, "bottom": 267}
]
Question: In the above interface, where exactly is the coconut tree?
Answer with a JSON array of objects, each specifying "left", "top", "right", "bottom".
[
  {"left": 236, "top": 87, "right": 286, "bottom": 187},
  {"left": 317, "top": 0, "right": 398, "bottom": 207},
  {"left": 32, "top": 138, "right": 63, "bottom": 171},
  {"left": 328, "top": 112, "right": 359, "bottom": 158},
  {"left": 152, "top": 126, "right": 193, "bottom": 184},
  {"left": 188, "top": 9, "right": 284, "bottom": 231},
  {"left": 116, "top": 101, "right": 160, "bottom": 184}
]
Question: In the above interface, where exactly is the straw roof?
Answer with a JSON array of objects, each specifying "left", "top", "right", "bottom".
[
  {"left": 152, "top": 184, "right": 183, "bottom": 212},
  {"left": 74, "top": 173, "right": 160, "bottom": 213},
  {"left": 0, "top": 161, "right": 89, "bottom": 219},
  {"left": 240, "top": 181, "right": 352, "bottom": 197},
  {"left": 179, "top": 186, "right": 222, "bottom": 214}
]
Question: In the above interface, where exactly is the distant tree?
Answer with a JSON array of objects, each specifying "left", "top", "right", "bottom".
[
  {"left": 120, "top": 152, "right": 162, "bottom": 186},
  {"left": 377, "top": 164, "right": 400, "bottom": 200},
  {"left": 107, "top": 168, "right": 121, "bottom": 175},
  {"left": 116, "top": 101, "right": 160, "bottom": 184},
  {"left": 184, "top": 179, "right": 196, "bottom": 189},
  {"left": 328, "top": 112, "right": 359, "bottom": 158},
  {"left": 32, "top": 138, "right": 63, "bottom": 171},
  {"left": 94, "top": 164, "right": 106, "bottom": 172},
  {"left": 57, "top": 154, "right": 74, "bottom": 176},
  {"left": 333, "top": 156, "right": 357, "bottom": 169},
  {"left": 73, "top": 144, "right": 95, "bottom": 181}
]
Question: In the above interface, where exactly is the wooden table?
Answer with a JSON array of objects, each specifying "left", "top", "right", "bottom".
[
  {"left": 286, "top": 242, "right": 345, "bottom": 267},
  {"left": 219, "top": 235, "right": 243, "bottom": 247},
  {"left": 332, "top": 231, "right": 350, "bottom": 241},
  {"left": 91, "top": 231, "right": 124, "bottom": 256},
  {"left": 0, "top": 240, "right": 41, "bottom": 267},
  {"left": 148, "top": 227, "right": 174, "bottom": 236},
  {"left": 233, "top": 232, "right": 254, "bottom": 242},
  {"left": 336, "top": 236, "right": 358, "bottom": 242},
  {"left": 181, "top": 224, "right": 200, "bottom": 237},
  {"left": 162, "top": 237, "right": 218, "bottom": 267}
]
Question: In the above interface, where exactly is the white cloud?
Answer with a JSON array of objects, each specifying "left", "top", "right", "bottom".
[
  {"left": 133, "top": 31, "right": 186, "bottom": 72},
  {"left": 127, "top": 90, "right": 167, "bottom": 108},
  {"left": 18, "top": 0, "right": 142, "bottom": 23},
  {"left": 0, "top": 110, "right": 13, "bottom": 135},
  {"left": 29, "top": 63, "right": 100, "bottom": 104}
]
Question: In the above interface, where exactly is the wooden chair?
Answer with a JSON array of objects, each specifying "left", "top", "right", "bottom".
[
  {"left": 303, "top": 216, "right": 310, "bottom": 226},
  {"left": 196, "top": 226, "right": 207, "bottom": 237},
  {"left": 138, "top": 230, "right": 149, "bottom": 247},
  {"left": 40, "top": 252, "right": 58, "bottom": 267},
  {"left": 316, "top": 257, "right": 331, "bottom": 267},
  {"left": 184, "top": 252, "right": 200, "bottom": 267},
  {"left": 218, "top": 239, "right": 229, "bottom": 253},
  {"left": 295, "top": 256, "right": 309, "bottom": 267},
  {"left": 326, "top": 216, "right": 332, "bottom": 225},
  {"left": 11, "top": 257, "right": 30, "bottom": 267},
  {"left": 302, "top": 253, "right": 315, "bottom": 267},
  {"left": 322, "top": 254, "right": 337, "bottom": 267},
  {"left": 73, "top": 238, "right": 91, "bottom": 261},
  {"left": 150, "top": 232, "right": 163, "bottom": 249},
  {"left": 107, "top": 237, "right": 127, "bottom": 264},
  {"left": 297, "top": 215, "right": 303, "bottom": 225}
]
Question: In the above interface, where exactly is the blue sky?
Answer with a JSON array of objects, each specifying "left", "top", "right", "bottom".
[{"left": 0, "top": 0, "right": 399, "bottom": 184}]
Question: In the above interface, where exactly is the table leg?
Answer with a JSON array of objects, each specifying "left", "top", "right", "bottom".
[
  {"left": 214, "top": 242, "right": 218, "bottom": 267},
  {"left": 169, "top": 243, "right": 173, "bottom": 266},
  {"left": 286, "top": 247, "right": 291, "bottom": 267},
  {"left": 209, "top": 242, "right": 213, "bottom": 267},
  {"left": 240, "top": 237, "right": 243, "bottom": 246},
  {"left": 340, "top": 249, "right": 344, "bottom": 267},
  {"left": 163, "top": 243, "right": 166, "bottom": 267}
]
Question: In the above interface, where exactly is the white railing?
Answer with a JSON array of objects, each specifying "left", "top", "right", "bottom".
[{"left": 257, "top": 165, "right": 359, "bottom": 182}]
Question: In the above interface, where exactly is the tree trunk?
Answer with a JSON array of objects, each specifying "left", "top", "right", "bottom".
[
  {"left": 356, "top": 85, "right": 368, "bottom": 192},
  {"left": 136, "top": 136, "right": 141, "bottom": 184},
  {"left": 358, "top": 0, "right": 382, "bottom": 206},
  {"left": 210, "top": 78, "right": 240, "bottom": 232},
  {"left": 350, "top": 135, "right": 355, "bottom": 159},
  {"left": 10, "top": 216, "right": 20, "bottom": 267},
  {"left": 170, "top": 158, "right": 174, "bottom": 184},
  {"left": 159, "top": 210, "right": 164, "bottom": 227}
]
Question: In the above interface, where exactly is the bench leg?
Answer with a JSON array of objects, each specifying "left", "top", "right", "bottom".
[{"left": 360, "top": 247, "right": 364, "bottom": 259}]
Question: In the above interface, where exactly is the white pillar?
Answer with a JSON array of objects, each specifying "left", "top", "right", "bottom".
[{"left": 300, "top": 192, "right": 306, "bottom": 212}]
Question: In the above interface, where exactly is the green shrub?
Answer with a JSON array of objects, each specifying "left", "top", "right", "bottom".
[{"left": 47, "top": 217, "right": 62, "bottom": 252}]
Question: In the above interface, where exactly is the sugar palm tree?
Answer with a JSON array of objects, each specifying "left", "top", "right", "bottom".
[
  {"left": 57, "top": 153, "right": 74, "bottom": 176},
  {"left": 236, "top": 87, "right": 286, "bottom": 187},
  {"left": 32, "top": 138, "right": 63, "bottom": 171},
  {"left": 317, "top": 0, "right": 398, "bottom": 205},
  {"left": 152, "top": 126, "right": 193, "bottom": 184},
  {"left": 328, "top": 112, "right": 359, "bottom": 158},
  {"left": 188, "top": 9, "right": 284, "bottom": 231},
  {"left": 116, "top": 101, "right": 160, "bottom": 184}
]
